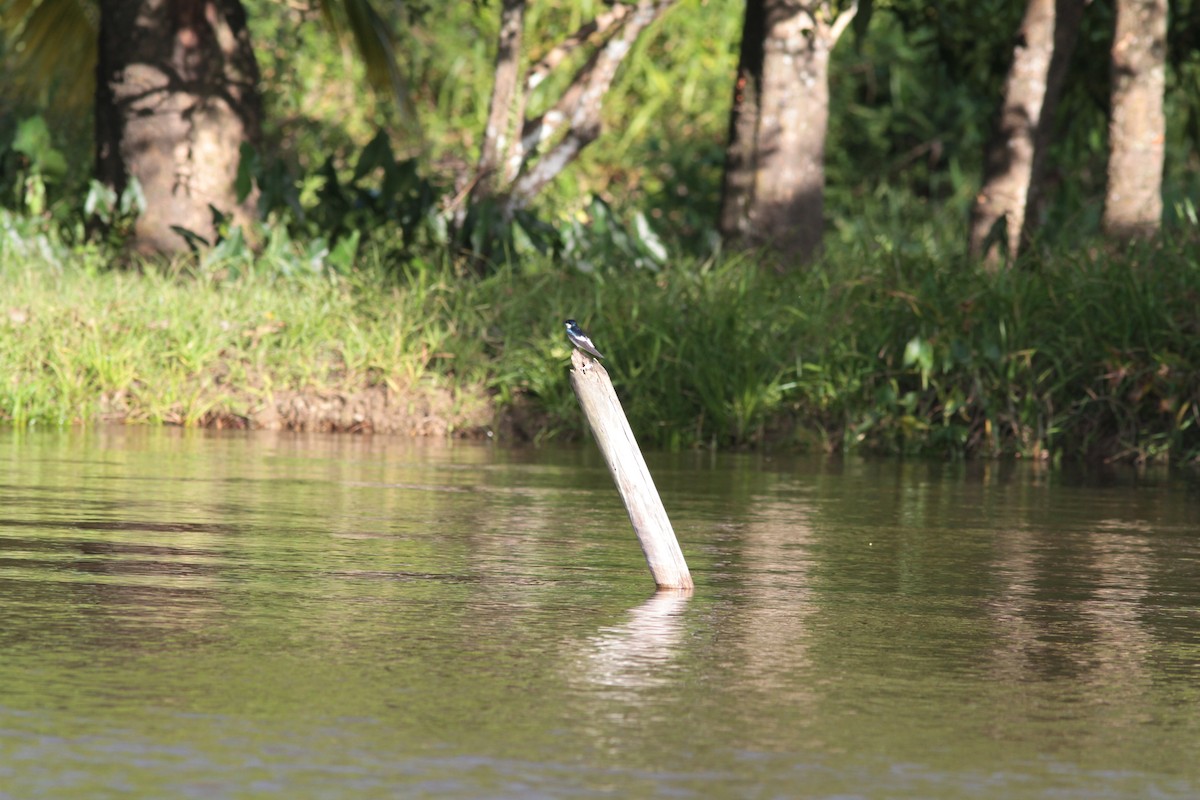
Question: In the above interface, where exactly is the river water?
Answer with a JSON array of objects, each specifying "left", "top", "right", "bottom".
[{"left": 1, "top": 428, "right": 1198, "bottom": 798}]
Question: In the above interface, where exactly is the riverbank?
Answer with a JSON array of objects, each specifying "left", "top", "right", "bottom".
[
  {"left": 0, "top": 254, "right": 495, "bottom": 435},
  {"left": 3, "top": 233, "right": 1199, "bottom": 462}
]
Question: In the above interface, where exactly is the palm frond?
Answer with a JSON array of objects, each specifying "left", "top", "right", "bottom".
[
  {"left": 316, "top": 0, "right": 413, "bottom": 121},
  {"left": 1, "top": 0, "right": 96, "bottom": 111}
]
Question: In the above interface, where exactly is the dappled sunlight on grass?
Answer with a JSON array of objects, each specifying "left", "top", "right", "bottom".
[{"left": 0, "top": 259, "right": 489, "bottom": 434}]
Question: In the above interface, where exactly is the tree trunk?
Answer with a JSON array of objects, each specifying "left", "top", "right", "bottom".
[
  {"left": 718, "top": 0, "right": 856, "bottom": 267},
  {"left": 718, "top": 0, "right": 766, "bottom": 241},
  {"left": 504, "top": 0, "right": 676, "bottom": 213},
  {"left": 471, "top": 0, "right": 526, "bottom": 205},
  {"left": 463, "top": 0, "right": 674, "bottom": 222},
  {"left": 1103, "top": 0, "right": 1168, "bottom": 240},
  {"left": 968, "top": 0, "right": 1084, "bottom": 265},
  {"left": 95, "top": 0, "right": 263, "bottom": 255}
]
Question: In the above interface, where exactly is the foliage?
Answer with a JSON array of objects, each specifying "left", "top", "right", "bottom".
[
  {"left": 3, "top": 0, "right": 1200, "bottom": 464},
  {"left": 470, "top": 224, "right": 1200, "bottom": 462},
  {"left": 247, "top": 130, "right": 447, "bottom": 262},
  {"left": 238, "top": 0, "right": 742, "bottom": 250},
  {"left": 245, "top": 0, "right": 415, "bottom": 171},
  {"left": 5, "top": 0, "right": 1198, "bottom": 258},
  {"left": 4, "top": 214, "right": 1199, "bottom": 462},
  {"left": 1, "top": 115, "right": 75, "bottom": 222},
  {"left": 800, "top": 236, "right": 1200, "bottom": 462},
  {"left": 0, "top": 0, "right": 96, "bottom": 115}
]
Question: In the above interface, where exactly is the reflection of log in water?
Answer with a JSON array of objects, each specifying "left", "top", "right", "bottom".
[
  {"left": 577, "top": 591, "right": 692, "bottom": 695},
  {"left": 569, "top": 349, "right": 692, "bottom": 589}
]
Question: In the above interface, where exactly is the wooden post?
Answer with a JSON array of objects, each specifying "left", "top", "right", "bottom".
[{"left": 569, "top": 349, "right": 693, "bottom": 590}]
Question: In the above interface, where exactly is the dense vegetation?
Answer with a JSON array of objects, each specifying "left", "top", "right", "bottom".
[{"left": 1, "top": 0, "right": 1198, "bottom": 462}]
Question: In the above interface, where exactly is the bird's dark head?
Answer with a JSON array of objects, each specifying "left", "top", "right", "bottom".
[{"left": 564, "top": 319, "right": 576, "bottom": 328}]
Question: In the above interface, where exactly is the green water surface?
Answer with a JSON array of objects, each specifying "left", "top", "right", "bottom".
[{"left": 1, "top": 429, "right": 1198, "bottom": 798}]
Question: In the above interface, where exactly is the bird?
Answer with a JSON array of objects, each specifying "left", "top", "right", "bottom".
[{"left": 564, "top": 319, "right": 605, "bottom": 360}]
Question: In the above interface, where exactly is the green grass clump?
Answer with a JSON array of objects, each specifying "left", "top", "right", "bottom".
[
  {"left": 462, "top": 232, "right": 1200, "bottom": 462},
  {"left": 0, "top": 250, "right": 490, "bottom": 431},
  {"left": 793, "top": 239, "right": 1200, "bottom": 462}
]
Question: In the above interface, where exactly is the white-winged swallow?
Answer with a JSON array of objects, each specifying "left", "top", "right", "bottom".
[{"left": 564, "top": 319, "right": 605, "bottom": 360}]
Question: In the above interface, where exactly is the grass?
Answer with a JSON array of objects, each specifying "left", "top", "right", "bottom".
[
  {"left": 3, "top": 205, "right": 1200, "bottom": 462},
  {"left": 472, "top": 230, "right": 1200, "bottom": 463},
  {"left": 0, "top": 244, "right": 491, "bottom": 432}
]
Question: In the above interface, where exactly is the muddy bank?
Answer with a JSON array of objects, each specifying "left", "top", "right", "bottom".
[{"left": 100, "top": 383, "right": 500, "bottom": 437}]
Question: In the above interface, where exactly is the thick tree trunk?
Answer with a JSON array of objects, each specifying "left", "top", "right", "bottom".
[
  {"left": 718, "top": 1, "right": 856, "bottom": 267},
  {"left": 1103, "top": 0, "right": 1168, "bottom": 239},
  {"left": 968, "top": 0, "right": 1084, "bottom": 265},
  {"left": 95, "top": 0, "right": 263, "bottom": 255}
]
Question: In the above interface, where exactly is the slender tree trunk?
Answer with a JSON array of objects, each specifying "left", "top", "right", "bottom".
[
  {"left": 505, "top": 0, "right": 675, "bottom": 212},
  {"left": 1103, "top": 0, "right": 1168, "bottom": 239},
  {"left": 968, "top": 0, "right": 1084, "bottom": 265},
  {"left": 95, "top": 0, "right": 263, "bottom": 255},
  {"left": 718, "top": 1, "right": 856, "bottom": 267},
  {"left": 463, "top": 0, "right": 673, "bottom": 223},
  {"left": 471, "top": 0, "right": 526, "bottom": 205}
]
